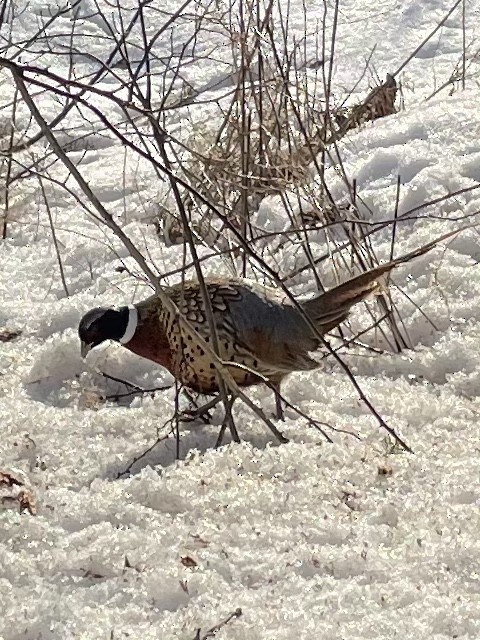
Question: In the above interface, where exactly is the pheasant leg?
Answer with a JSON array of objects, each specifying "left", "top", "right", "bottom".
[
  {"left": 215, "top": 395, "right": 239, "bottom": 447},
  {"left": 272, "top": 382, "right": 284, "bottom": 421}
]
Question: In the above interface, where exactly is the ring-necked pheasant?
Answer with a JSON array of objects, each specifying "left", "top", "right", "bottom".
[{"left": 78, "top": 231, "right": 458, "bottom": 419}]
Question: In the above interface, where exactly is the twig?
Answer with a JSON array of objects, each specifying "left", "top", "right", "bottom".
[
  {"left": 193, "top": 608, "right": 243, "bottom": 640},
  {"left": 391, "top": 0, "right": 464, "bottom": 77},
  {"left": 1, "top": 84, "right": 19, "bottom": 239},
  {"left": 461, "top": 0, "right": 466, "bottom": 90},
  {"left": 37, "top": 174, "right": 70, "bottom": 297},
  {"left": 105, "top": 385, "right": 172, "bottom": 401},
  {"left": 99, "top": 371, "right": 173, "bottom": 400},
  {"left": 100, "top": 371, "right": 148, "bottom": 392},
  {"left": 115, "top": 427, "right": 174, "bottom": 479}
]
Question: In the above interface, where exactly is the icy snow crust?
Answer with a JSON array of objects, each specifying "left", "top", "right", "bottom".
[{"left": 1, "top": 0, "right": 480, "bottom": 638}]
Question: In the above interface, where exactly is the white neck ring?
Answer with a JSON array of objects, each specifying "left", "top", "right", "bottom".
[{"left": 119, "top": 305, "right": 138, "bottom": 344}]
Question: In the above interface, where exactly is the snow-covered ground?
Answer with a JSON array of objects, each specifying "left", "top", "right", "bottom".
[{"left": 1, "top": 0, "right": 480, "bottom": 638}]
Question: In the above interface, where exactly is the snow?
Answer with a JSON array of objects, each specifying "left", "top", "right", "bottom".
[{"left": 2, "top": 0, "right": 480, "bottom": 638}]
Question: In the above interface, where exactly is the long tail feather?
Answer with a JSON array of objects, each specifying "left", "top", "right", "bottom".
[{"left": 302, "top": 226, "right": 466, "bottom": 333}]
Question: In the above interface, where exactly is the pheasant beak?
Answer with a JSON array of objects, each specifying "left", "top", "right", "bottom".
[{"left": 80, "top": 341, "right": 93, "bottom": 359}]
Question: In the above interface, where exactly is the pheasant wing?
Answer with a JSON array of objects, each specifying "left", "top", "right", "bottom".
[{"left": 220, "top": 282, "right": 321, "bottom": 374}]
